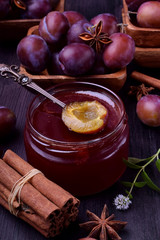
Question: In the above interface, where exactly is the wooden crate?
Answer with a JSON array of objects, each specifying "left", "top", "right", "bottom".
[
  {"left": 122, "top": 0, "right": 160, "bottom": 47},
  {"left": 122, "top": 0, "right": 160, "bottom": 68}
]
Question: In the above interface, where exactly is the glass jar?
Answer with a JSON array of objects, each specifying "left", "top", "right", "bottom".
[{"left": 24, "top": 82, "right": 129, "bottom": 196}]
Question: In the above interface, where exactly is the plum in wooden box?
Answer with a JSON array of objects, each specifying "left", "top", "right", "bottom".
[
  {"left": 122, "top": 0, "right": 160, "bottom": 68},
  {"left": 0, "top": 0, "right": 64, "bottom": 41},
  {"left": 17, "top": 11, "right": 137, "bottom": 92}
]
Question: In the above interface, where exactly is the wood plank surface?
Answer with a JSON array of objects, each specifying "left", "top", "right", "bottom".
[{"left": 0, "top": 0, "right": 160, "bottom": 240}]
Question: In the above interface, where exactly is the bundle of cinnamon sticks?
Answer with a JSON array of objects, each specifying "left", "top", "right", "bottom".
[{"left": 0, "top": 149, "right": 80, "bottom": 238}]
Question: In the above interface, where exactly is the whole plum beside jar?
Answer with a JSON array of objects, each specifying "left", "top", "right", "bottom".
[
  {"left": 0, "top": 106, "right": 16, "bottom": 138},
  {"left": 63, "top": 10, "right": 86, "bottom": 26},
  {"left": 17, "top": 35, "right": 50, "bottom": 73},
  {"left": 67, "top": 19, "right": 92, "bottom": 44},
  {"left": 137, "top": 1, "right": 160, "bottom": 28},
  {"left": 103, "top": 33, "right": 135, "bottom": 70},
  {"left": 0, "top": 0, "right": 10, "bottom": 19},
  {"left": 90, "top": 13, "right": 118, "bottom": 36},
  {"left": 39, "top": 11, "right": 69, "bottom": 45},
  {"left": 59, "top": 43, "right": 95, "bottom": 76},
  {"left": 136, "top": 95, "right": 160, "bottom": 127}
]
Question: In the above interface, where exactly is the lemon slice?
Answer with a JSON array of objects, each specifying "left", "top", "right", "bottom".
[{"left": 62, "top": 100, "right": 108, "bottom": 134}]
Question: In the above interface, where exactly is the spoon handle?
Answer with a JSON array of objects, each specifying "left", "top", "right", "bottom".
[
  {"left": 27, "top": 82, "right": 66, "bottom": 108},
  {"left": 0, "top": 64, "right": 65, "bottom": 108}
]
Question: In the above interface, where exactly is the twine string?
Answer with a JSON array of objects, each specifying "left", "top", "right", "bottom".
[{"left": 8, "top": 169, "right": 43, "bottom": 216}]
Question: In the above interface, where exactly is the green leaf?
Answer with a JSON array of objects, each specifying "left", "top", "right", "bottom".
[
  {"left": 128, "top": 156, "right": 153, "bottom": 164},
  {"left": 123, "top": 158, "right": 142, "bottom": 169},
  {"left": 134, "top": 181, "right": 146, "bottom": 188},
  {"left": 156, "top": 158, "right": 160, "bottom": 172},
  {"left": 141, "top": 170, "right": 160, "bottom": 192},
  {"left": 121, "top": 181, "right": 132, "bottom": 187},
  {"left": 125, "top": 190, "right": 133, "bottom": 199},
  {"left": 122, "top": 181, "right": 146, "bottom": 188}
]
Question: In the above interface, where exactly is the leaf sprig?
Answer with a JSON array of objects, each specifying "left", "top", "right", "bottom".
[{"left": 122, "top": 148, "right": 160, "bottom": 199}]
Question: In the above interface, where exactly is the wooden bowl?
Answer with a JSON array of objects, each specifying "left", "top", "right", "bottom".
[
  {"left": 19, "top": 24, "right": 127, "bottom": 92},
  {"left": 122, "top": 0, "right": 160, "bottom": 68},
  {"left": 134, "top": 47, "right": 160, "bottom": 68},
  {"left": 19, "top": 66, "right": 127, "bottom": 92},
  {"left": 0, "top": 0, "right": 64, "bottom": 41},
  {"left": 122, "top": 0, "right": 160, "bottom": 47}
]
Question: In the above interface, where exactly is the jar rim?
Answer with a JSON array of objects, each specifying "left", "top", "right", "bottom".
[{"left": 26, "top": 81, "right": 126, "bottom": 146}]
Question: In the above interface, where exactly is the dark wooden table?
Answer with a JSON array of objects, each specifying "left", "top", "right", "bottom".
[{"left": 0, "top": 0, "right": 160, "bottom": 239}]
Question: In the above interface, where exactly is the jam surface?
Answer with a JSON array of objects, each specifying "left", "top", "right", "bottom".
[
  {"left": 31, "top": 90, "right": 120, "bottom": 142},
  {"left": 24, "top": 84, "right": 129, "bottom": 196}
]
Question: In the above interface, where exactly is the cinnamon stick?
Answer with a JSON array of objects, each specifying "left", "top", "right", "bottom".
[
  {"left": 0, "top": 158, "right": 60, "bottom": 221},
  {"left": 0, "top": 183, "right": 53, "bottom": 232},
  {"left": 3, "top": 150, "right": 79, "bottom": 211},
  {"left": 3, "top": 149, "right": 80, "bottom": 228},
  {"left": 131, "top": 71, "right": 160, "bottom": 90},
  {"left": 0, "top": 193, "right": 52, "bottom": 232},
  {"left": 0, "top": 150, "right": 80, "bottom": 238},
  {"left": 0, "top": 182, "right": 20, "bottom": 209},
  {"left": 0, "top": 196, "right": 50, "bottom": 238}
]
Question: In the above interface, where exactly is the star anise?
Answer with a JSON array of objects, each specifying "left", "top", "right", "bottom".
[
  {"left": 128, "top": 83, "right": 154, "bottom": 101},
  {"left": 80, "top": 204, "right": 127, "bottom": 240},
  {"left": 79, "top": 21, "right": 112, "bottom": 53}
]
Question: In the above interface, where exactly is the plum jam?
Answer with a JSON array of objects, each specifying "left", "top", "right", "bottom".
[{"left": 24, "top": 82, "right": 129, "bottom": 196}]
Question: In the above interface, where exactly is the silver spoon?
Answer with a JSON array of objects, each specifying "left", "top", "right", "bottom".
[
  {"left": 0, "top": 64, "right": 66, "bottom": 108},
  {"left": 0, "top": 64, "right": 108, "bottom": 134}
]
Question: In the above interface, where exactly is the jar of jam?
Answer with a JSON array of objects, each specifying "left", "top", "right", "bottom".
[{"left": 24, "top": 82, "right": 129, "bottom": 196}]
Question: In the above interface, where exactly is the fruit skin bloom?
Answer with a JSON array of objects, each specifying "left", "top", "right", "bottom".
[{"left": 114, "top": 194, "right": 132, "bottom": 210}]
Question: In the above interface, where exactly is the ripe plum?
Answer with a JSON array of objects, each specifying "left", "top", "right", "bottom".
[
  {"left": 59, "top": 43, "right": 95, "bottom": 76},
  {"left": 0, "top": 0, "right": 10, "bottom": 19},
  {"left": 90, "top": 53, "right": 109, "bottom": 74},
  {"left": 39, "top": 11, "right": 69, "bottom": 45},
  {"left": 126, "top": 0, "right": 160, "bottom": 11},
  {"left": 63, "top": 11, "right": 86, "bottom": 26},
  {"left": 0, "top": 106, "right": 16, "bottom": 138},
  {"left": 137, "top": 1, "right": 160, "bottom": 28},
  {"left": 48, "top": 52, "right": 64, "bottom": 75},
  {"left": 90, "top": 13, "right": 118, "bottom": 36},
  {"left": 103, "top": 33, "right": 135, "bottom": 69},
  {"left": 23, "top": 0, "right": 52, "bottom": 19},
  {"left": 126, "top": 0, "right": 148, "bottom": 11},
  {"left": 136, "top": 95, "right": 160, "bottom": 127},
  {"left": 67, "top": 19, "right": 92, "bottom": 44},
  {"left": 17, "top": 35, "right": 50, "bottom": 73}
]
